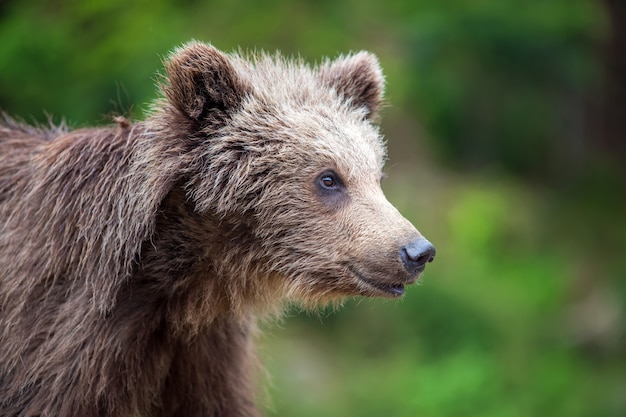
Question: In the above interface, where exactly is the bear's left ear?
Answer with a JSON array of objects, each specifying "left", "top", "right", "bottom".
[
  {"left": 164, "top": 41, "right": 250, "bottom": 121},
  {"left": 318, "top": 52, "right": 385, "bottom": 119}
]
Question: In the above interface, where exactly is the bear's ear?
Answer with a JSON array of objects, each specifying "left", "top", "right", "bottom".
[
  {"left": 318, "top": 52, "right": 385, "bottom": 119},
  {"left": 164, "top": 42, "right": 249, "bottom": 121}
]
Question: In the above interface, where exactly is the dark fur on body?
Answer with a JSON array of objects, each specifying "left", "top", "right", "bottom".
[{"left": 0, "top": 42, "right": 429, "bottom": 416}]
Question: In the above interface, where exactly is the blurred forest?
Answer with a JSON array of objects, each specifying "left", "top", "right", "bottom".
[{"left": 1, "top": 0, "right": 625, "bottom": 416}]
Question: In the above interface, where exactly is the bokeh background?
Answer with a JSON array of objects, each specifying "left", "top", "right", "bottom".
[{"left": 1, "top": 0, "right": 625, "bottom": 415}]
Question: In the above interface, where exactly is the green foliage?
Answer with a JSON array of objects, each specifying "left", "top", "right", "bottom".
[
  {"left": 1, "top": 0, "right": 624, "bottom": 416},
  {"left": 395, "top": 0, "right": 606, "bottom": 175}
]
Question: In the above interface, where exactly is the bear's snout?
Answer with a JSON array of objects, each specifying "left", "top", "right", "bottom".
[{"left": 400, "top": 237, "right": 436, "bottom": 276}]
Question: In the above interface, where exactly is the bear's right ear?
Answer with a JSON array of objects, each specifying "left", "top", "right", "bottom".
[
  {"left": 164, "top": 42, "right": 249, "bottom": 121},
  {"left": 318, "top": 51, "right": 385, "bottom": 120}
]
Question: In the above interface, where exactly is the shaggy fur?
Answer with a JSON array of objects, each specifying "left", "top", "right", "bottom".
[{"left": 0, "top": 42, "right": 431, "bottom": 416}]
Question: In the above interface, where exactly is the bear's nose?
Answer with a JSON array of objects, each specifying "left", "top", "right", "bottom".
[{"left": 401, "top": 237, "right": 436, "bottom": 275}]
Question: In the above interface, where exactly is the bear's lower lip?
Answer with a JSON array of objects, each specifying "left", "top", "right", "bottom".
[
  {"left": 348, "top": 266, "right": 417, "bottom": 298},
  {"left": 347, "top": 266, "right": 408, "bottom": 298},
  {"left": 370, "top": 282, "right": 405, "bottom": 297}
]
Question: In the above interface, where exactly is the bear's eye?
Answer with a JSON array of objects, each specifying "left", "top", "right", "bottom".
[
  {"left": 317, "top": 171, "right": 342, "bottom": 191},
  {"left": 314, "top": 170, "right": 348, "bottom": 207},
  {"left": 321, "top": 175, "right": 337, "bottom": 188}
]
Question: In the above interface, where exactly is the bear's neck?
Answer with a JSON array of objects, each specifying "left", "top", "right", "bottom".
[
  {"left": 120, "top": 185, "right": 285, "bottom": 336},
  {"left": 102, "top": 186, "right": 266, "bottom": 415}
]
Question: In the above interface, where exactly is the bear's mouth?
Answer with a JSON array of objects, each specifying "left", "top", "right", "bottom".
[
  {"left": 347, "top": 265, "right": 409, "bottom": 298},
  {"left": 364, "top": 279, "right": 406, "bottom": 297}
]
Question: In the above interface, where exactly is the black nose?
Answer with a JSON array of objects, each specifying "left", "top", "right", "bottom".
[{"left": 401, "top": 238, "right": 436, "bottom": 274}]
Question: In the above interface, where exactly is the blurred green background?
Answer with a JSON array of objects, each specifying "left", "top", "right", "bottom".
[{"left": 1, "top": 0, "right": 625, "bottom": 415}]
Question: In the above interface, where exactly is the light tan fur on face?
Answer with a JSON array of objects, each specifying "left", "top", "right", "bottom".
[{"left": 0, "top": 42, "right": 427, "bottom": 416}]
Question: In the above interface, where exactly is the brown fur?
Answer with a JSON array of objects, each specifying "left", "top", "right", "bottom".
[{"left": 0, "top": 42, "right": 431, "bottom": 416}]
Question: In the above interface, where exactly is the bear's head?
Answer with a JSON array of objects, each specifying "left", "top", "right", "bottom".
[{"left": 158, "top": 42, "right": 435, "bottom": 307}]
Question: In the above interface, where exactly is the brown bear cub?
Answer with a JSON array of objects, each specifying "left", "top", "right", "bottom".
[{"left": 0, "top": 42, "right": 435, "bottom": 416}]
